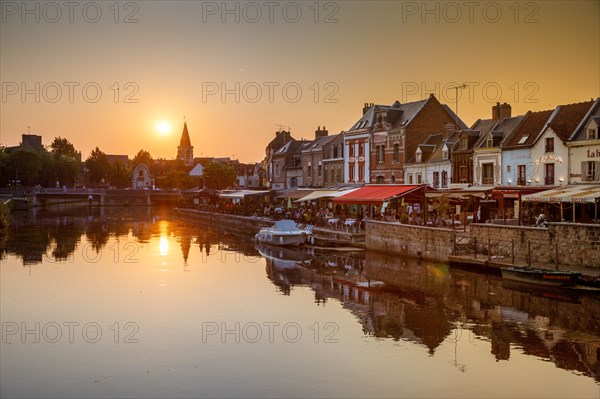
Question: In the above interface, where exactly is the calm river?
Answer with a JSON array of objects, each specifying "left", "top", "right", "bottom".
[{"left": 1, "top": 207, "right": 599, "bottom": 398}]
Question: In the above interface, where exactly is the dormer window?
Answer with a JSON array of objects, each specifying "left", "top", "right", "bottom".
[
  {"left": 442, "top": 147, "right": 448, "bottom": 160},
  {"left": 486, "top": 136, "right": 493, "bottom": 148},
  {"left": 416, "top": 149, "right": 422, "bottom": 163},
  {"left": 588, "top": 127, "right": 598, "bottom": 140},
  {"left": 460, "top": 136, "right": 468, "bottom": 150}
]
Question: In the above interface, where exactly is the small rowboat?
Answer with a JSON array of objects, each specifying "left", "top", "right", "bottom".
[{"left": 500, "top": 266, "right": 580, "bottom": 287}]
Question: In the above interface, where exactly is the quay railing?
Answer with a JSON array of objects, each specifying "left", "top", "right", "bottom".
[{"left": 453, "top": 236, "right": 560, "bottom": 268}]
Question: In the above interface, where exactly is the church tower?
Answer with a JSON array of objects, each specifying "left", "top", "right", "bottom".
[{"left": 177, "top": 121, "right": 194, "bottom": 166}]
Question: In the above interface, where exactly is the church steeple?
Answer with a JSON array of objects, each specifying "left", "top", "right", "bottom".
[{"left": 177, "top": 121, "right": 194, "bottom": 165}]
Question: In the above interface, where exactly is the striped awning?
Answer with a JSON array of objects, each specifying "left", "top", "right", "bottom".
[
  {"left": 521, "top": 184, "right": 600, "bottom": 203},
  {"left": 295, "top": 188, "right": 360, "bottom": 202}
]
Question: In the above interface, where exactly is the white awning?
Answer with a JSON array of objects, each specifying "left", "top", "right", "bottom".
[
  {"left": 219, "top": 190, "right": 271, "bottom": 199},
  {"left": 295, "top": 188, "right": 360, "bottom": 202},
  {"left": 521, "top": 184, "right": 600, "bottom": 203}
]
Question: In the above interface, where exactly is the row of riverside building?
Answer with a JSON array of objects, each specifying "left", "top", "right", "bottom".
[{"left": 263, "top": 94, "right": 600, "bottom": 223}]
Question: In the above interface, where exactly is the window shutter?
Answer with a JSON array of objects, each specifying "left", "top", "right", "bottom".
[
  {"left": 595, "top": 162, "right": 600, "bottom": 181},
  {"left": 581, "top": 161, "right": 587, "bottom": 181}
]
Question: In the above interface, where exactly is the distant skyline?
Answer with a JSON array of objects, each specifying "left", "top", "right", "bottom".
[{"left": 1, "top": 0, "right": 598, "bottom": 162}]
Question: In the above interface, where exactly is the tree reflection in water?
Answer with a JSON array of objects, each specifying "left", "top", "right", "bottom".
[{"left": 2, "top": 209, "right": 599, "bottom": 384}]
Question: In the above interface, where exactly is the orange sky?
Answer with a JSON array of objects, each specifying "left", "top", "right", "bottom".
[{"left": 1, "top": 1, "right": 598, "bottom": 163}]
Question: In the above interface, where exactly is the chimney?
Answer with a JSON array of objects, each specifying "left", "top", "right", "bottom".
[
  {"left": 492, "top": 102, "right": 511, "bottom": 121},
  {"left": 315, "top": 126, "right": 328, "bottom": 139},
  {"left": 363, "top": 102, "right": 372, "bottom": 115},
  {"left": 443, "top": 122, "right": 455, "bottom": 140}
]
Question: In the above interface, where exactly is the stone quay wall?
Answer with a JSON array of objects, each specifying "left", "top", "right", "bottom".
[
  {"left": 365, "top": 221, "right": 456, "bottom": 262},
  {"left": 469, "top": 222, "right": 600, "bottom": 269},
  {"left": 366, "top": 220, "right": 600, "bottom": 269}
]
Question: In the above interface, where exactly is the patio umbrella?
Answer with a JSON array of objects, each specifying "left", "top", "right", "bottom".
[{"left": 287, "top": 197, "right": 292, "bottom": 209}]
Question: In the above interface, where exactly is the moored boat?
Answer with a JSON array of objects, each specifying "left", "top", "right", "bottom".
[
  {"left": 500, "top": 266, "right": 580, "bottom": 287},
  {"left": 255, "top": 220, "right": 307, "bottom": 246}
]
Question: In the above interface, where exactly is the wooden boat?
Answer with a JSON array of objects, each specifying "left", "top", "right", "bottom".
[{"left": 500, "top": 266, "right": 580, "bottom": 287}]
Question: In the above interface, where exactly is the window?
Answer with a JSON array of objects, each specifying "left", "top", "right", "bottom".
[
  {"left": 441, "top": 171, "right": 448, "bottom": 188},
  {"left": 377, "top": 145, "right": 384, "bottom": 163},
  {"left": 339, "top": 144, "right": 343, "bottom": 157},
  {"left": 359, "top": 142, "right": 365, "bottom": 156},
  {"left": 460, "top": 136, "right": 468, "bottom": 150},
  {"left": 408, "top": 174, "right": 413, "bottom": 184},
  {"left": 393, "top": 144, "right": 400, "bottom": 163},
  {"left": 349, "top": 143, "right": 354, "bottom": 157},
  {"left": 506, "top": 165, "right": 511, "bottom": 173},
  {"left": 442, "top": 148, "right": 448, "bottom": 160},
  {"left": 391, "top": 175, "right": 396, "bottom": 183},
  {"left": 482, "top": 163, "right": 494, "bottom": 184},
  {"left": 459, "top": 165, "right": 468, "bottom": 183},
  {"left": 416, "top": 150, "right": 422, "bottom": 163},
  {"left": 545, "top": 137, "right": 554, "bottom": 153},
  {"left": 545, "top": 163, "right": 554, "bottom": 185},
  {"left": 318, "top": 165, "right": 322, "bottom": 177},
  {"left": 358, "top": 165, "right": 365, "bottom": 181},
  {"left": 588, "top": 128, "right": 598, "bottom": 140},
  {"left": 582, "top": 161, "right": 599, "bottom": 181},
  {"left": 376, "top": 176, "right": 385, "bottom": 184},
  {"left": 486, "top": 136, "right": 493, "bottom": 148},
  {"left": 349, "top": 165, "right": 355, "bottom": 181},
  {"left": 307, "top": 163, "right": 312, "bottom": 177},
  {"left": 336, "top": 166, "right": 341, "bottom": 182},
  {"left": 275, "top": 163, "right": 280, "bottom": 178},
  {"left": 416, "top": 174, "right": 422, "bottom": 184},
  {"left": 330, "top": 146, "right": 334, "bottom": 159},
  {"left": 517, "top": 135, "right": 529, "bottom": 145},
  {"left": 433, "top": 172, "right": 440, "bottom": 188},
  {"left": 518, "top": 165, "right": 526, "bottom": 185}
]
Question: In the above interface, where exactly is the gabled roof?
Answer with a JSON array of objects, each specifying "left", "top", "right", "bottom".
[
  {"left": 349, "top": 104, "right": 392, "bottom": 131},
  {"left": 568, "top": 98, "right": 600, "bottom": 141},
  {"left": 503, "top": 109, "right": 555, "bottom": 148},
  {"left": 273, "top": 139, "right": 307, "bottom": 156},
  {"left": 441, "top": 104, "right": 469, "bottom": 130},
  {"left": 406, "top": 133, "right": 444, "bottom": 163},
  {"left": 474, "top": 115, "right": 526, "bottom": 149},
  {"left": 429, "top": 131, "right": 460, "bottom": 163},
  {"left": 302, "top": 134, "right": 335, "bottom": 153},
  {"left": 540, "top": 100, "right": 596, "bottom": 143},
  {"left": 266, "top": 131, "right": 295, "bottom": 153}
]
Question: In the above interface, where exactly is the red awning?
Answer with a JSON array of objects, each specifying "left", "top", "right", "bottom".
[{"left": 333, "top": 185, "right": 421, "bottom": 205}]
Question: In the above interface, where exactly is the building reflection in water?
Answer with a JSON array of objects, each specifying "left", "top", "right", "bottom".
[
  {"left": 1, "top": 210, "right": 599, "bottom": 384},
  {"left": 257, "top": 244, "right": 600, "bottom": 383}
]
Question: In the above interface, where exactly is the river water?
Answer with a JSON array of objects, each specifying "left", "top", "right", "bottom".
[{"left": 1, "top": 207, "right": 599, "bottom": 398}]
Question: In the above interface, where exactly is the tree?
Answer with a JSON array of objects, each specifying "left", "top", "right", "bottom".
[
  {"left": 132, "top": 149, "right": 153, "bottom": 168},
  {"left": 164, "top": 169, "right": 195, "bottom": 189},
  {"left": 85, "top": 147, "right": 109, "bottom": 186},
  {"left": 6, "top": 149, "right": 43, "bottom": 186},
  {"left": 50, "top": 137, "right": 78, "bottom": 159},
  {"left": 204, "top": 162, "right": 236, "bottom": 190},
  {"left": 108, "top": 161, "right": 131, "bottom": 188},
  {"left": 49, "top": 137, "right": 81, "bottom": 187}
]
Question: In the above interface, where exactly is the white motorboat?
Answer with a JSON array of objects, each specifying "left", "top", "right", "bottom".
[{"left": 255, "top": 220, "right": 307, "bottom": 246}]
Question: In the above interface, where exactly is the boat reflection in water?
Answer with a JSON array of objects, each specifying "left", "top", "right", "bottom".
[{"left": 258, "top": 245, "right": 600, "bottom": 382}]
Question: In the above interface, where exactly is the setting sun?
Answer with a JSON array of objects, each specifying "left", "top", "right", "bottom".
[{"left": 156, "top": 121, "right": 172, "bottom": 135}]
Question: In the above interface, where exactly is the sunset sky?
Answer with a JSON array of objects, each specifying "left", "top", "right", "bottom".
[{"left": 1, "top": 0, "right": 598, "bottom": 163}]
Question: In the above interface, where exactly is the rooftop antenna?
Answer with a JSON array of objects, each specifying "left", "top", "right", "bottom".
[
  {"left": 275, "top": 124, "right": 291, "bottom": 132},
  {"left": 448, "top": 84, "right": 467, "bottom": 130}
]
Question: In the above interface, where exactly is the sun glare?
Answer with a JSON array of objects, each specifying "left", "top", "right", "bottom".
[{"left": 156, "top": 121, "right": 172, "bottom": 135}]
